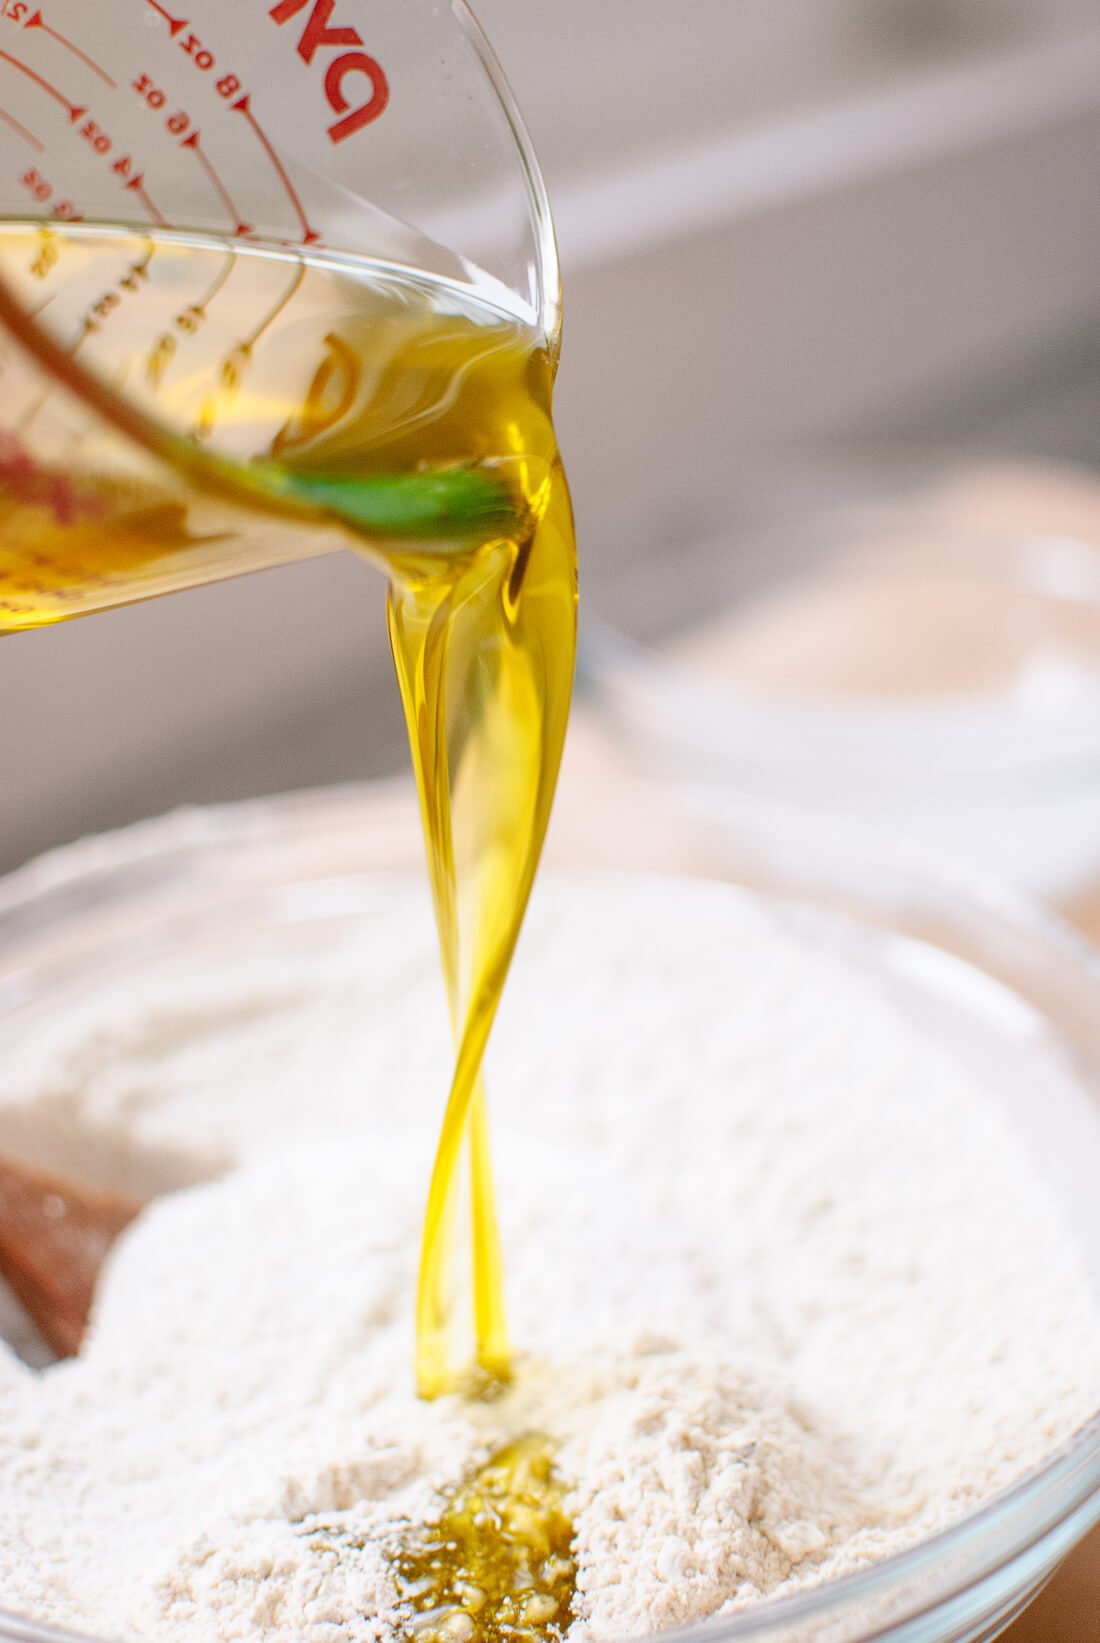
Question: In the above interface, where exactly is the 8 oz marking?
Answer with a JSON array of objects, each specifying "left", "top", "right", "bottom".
[
  {"left": 145, "top": 20, "right": 243, "bottom": 93},
  {"left": 180, "top": 33, "right": 214, "bottom": 71}
]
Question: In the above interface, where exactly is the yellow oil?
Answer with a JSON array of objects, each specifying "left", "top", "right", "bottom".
[
  {"left": 393, "top": 1436, "right": 576, "bottom": 1643},
  {"left": 0, "top": 223, "right": 578, "bottom": 1409}
]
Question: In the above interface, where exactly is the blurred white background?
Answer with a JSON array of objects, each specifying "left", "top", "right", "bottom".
[{"left": 2, "top": 0, "right": 1099, "bottom": 870}]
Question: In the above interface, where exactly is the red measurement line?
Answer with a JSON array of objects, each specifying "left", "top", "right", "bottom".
[
  {"left": 142, "top": 0, "right": 187, "bottom": 38},
  {"left": 231, "top": 94, "right": 319, "bottom": 246},
  {"left": 180, "top": 130, "right": 251, "bottom": 236},
  {"left": 24, "top": 10, "right": 116, "bottom": 88},
  {"left": 142, "top": 0, "right": 187, "bottom": 37},
  {"left": 0, "top": 101, "right": 42, "bottom": 147},
  {"left": 126, "top": 172, "right": 166, "bottom": 225},
  {"left": 0, "top": 47, "right": 85, "bottom": 121}
]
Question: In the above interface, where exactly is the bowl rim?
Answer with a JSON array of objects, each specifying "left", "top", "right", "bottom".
[{"left": 581, "top": 617, "right": 1100, "bottom": 794}]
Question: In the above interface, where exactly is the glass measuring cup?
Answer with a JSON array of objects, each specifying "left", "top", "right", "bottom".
[{"left": 0, "top": 0, "right": 560, "bottom": 627}]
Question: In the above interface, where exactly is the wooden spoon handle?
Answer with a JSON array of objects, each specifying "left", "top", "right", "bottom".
[{"left": 0, "top": 1151, "right": 143, "bottom": 1358}]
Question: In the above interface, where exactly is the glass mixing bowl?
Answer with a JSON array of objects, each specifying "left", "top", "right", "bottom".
[
  {"left": 581, "top": 454, "right": 1100, "bottom": 908},
  {"left": 0, "top": 783, "right": 1098, "bottom": 1643}
]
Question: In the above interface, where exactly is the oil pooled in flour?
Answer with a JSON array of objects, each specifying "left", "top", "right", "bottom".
[{"left": 395, "top": 1437, "right": 576, "bottom": 1643}]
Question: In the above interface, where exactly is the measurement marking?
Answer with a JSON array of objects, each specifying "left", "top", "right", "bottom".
[
  {"left": 0, "top": 101, "right": 41, "bottom": 146},
  {"left": 68, "top": 312, "right": 94, "bottom": 357},
  {"left": 16, "top": 388, "right": 49, "bottom": 435},
  {"left": 24, "top": 11, "right": 116, "bottom": 88},
  {"left": 193, "top": 249, "right": 235, "bottom": 315},
  {"left": 146, "top": 249, "right": 233, "bottom": 389},
  {"left": 242, "top": 258, "right": 306, "bottom": 351},
  {"left": 146, "top": 330, "right": 175, "bottom": 387},
  {"left": 125, "top": 171, "right": 166, "bottom": 225},
  {"left": 180, "top": 129, "right": 251, "bottom": 235},
  {"left": 142, "top": 0, "right": 188, "bottom": 38},
  {"left": 0, "top": 47, "right": 84, "bottom": 121},
  {"left": 197, "top": 257, "right": 306, "bottom": 436},
  {"left": 231, "top": 94, "right": 319, "bottom": 245},
  {"left": 28, "top": 224, "right": 58, "bottom": 277},
  {"left": 133, "top": 236, "right": 155, "bottom": 279}
]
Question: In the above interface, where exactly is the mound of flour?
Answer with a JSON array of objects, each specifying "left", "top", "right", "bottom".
[{"left": 1, "top": 872, "right": 1099, "bottom": 1643}]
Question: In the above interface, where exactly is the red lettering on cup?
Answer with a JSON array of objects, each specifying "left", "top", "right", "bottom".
[
  {"left": 325, "top": 51, "right": 388, "bottom": 143},
  {"left": 269, "top": 0, "right": 387, "bottom": 136},
  {"left": 275, "top": 0, "right": 363, "bottom": 66}
]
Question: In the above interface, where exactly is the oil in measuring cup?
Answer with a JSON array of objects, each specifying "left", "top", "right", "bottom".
[
  {"left": 0, "top": 222, "right": 547, "bottom": 623},
  {"left": 0, "top": 0, "right": 555, "bottom": 615}
]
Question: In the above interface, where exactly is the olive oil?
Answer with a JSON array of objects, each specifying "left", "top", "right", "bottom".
[
  {"left": 394, "top": 1437, "right": 576, "bottom": 1643},
  {"left": 0, "top": 223, "right": 578, "bottom": 1404}
]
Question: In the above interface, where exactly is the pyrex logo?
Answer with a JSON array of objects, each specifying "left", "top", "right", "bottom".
[{"left": 268, "top": 0, "right": 389, "bottom": 144}]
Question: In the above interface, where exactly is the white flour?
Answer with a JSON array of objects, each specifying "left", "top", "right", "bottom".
[{"left": 1, "top": 872, "right": 1099, "bottom": 1643}]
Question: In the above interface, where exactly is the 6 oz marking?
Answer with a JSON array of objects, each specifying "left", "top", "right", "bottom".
[
  {"left": 79, "top": 116, "right": 109, "bottom": 154},
  {"left": 20, "top": 166, "right": 80, "bottom": 220},
  {"left": 180, "top": 33, "right": 214, "bottom": 71}
]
